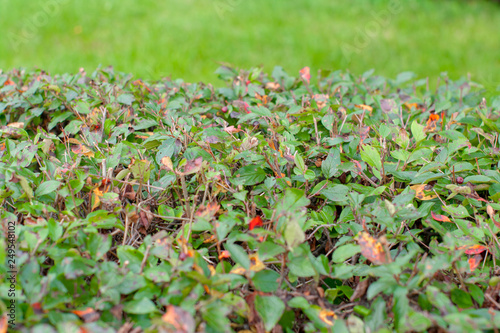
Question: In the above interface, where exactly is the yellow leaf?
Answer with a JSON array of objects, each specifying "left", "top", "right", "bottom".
[
  {"left": 230, "top": 267, "right": 247, "bottom": 275},
  {"left": 319, "top": 309, "right": 337, "bottom": 326},
  {"left": 249, "top": 253, "right": 265, "bottom": 272},
  {"left": 410, "top": 184, "right": 438, "bottom": 200},
  {"left": 356, "top": 231, "right": 391, "bottom": 265}
]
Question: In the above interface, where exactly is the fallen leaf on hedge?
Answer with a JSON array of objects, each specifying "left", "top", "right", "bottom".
[
  {"left": 468, "top": 254, "right": 482, "bottom": 272},
  {"left": 410, "top": 184, "right": 437, "bottom": 200},
  {"left": 7, "top": 122, "right": 24, "bottom": 129},
  {"left": 356, "top": 231, "right": 390, "bottom": 265},
  {"left": 230, "top": 266, "right": 247, "bottom": 275},
  {"left": 71, "top": 142, "right": 95, "bottom": 158},
  {"left": 431, "top": 211, "right": 451, "bottom": 222},
  {"left": 458, "top": 244, "right": 488, "bottom": 255},
  {"left": 299, "top": 66, "right": 311, "bottom": 84},
  {"left": 161, "top": 156, "right": 173, "bottom": 171},
  {"left": 249, "top": 253, "right": 265, "bottom": 272},
  {"left": 3, "top": 79, "right": 15, "bottom": 86},
  {"left": 319, "top": 309, "right": 337, "bottom": 326},
  {"left": 355, "top": 104, "right": 373, "bottom": 113},
  {"left": 265, "top": 82, "right": 280, "bottom": 90},
  {"left": 350, "top": 278, "right": 370, "bottom": 301},
  {"left": 249, "top": 216, "right": 263, "bottom": 230},
  {"left": 0, "top": 315, "right": 7, "bottom": 333},
  {"left": 233, "top": 100, "right": 250, "bottom": 113},
  {"left": 219, "top": 250, "right": 230, "bottom": 260},
  {"left": 195, "top": 202, "right": 220, "bottom": 219},
  {"left": 72, "top": 307, "right": 100, "bottom": 323},
  {"left": 162, "top": 305, "right": 196, "bottom": 333},
  {"left": 404, "top": 102, "right": 419, "bottom": 110},
  {"left": 224, "top": 125, "right": 242, "bottom": 134},
  {"left": 92, "top": 187, "right": 104, "bottom": 211},
  {"left": 255, "top": 92, "right": 270, "bottom": 105},
  {"left": 182, "top": 157, "right": 203, "bottom": 175},
  {"left": 424, "top": 113, "right": 440, "bottom": 132},
  {"left": 313, "top": 94, "right": 328, "bottom": 109}
]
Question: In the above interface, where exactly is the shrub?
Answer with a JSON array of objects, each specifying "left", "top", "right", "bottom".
[{"left": 1, "top": 66, "right": 500, "bottom": 332}]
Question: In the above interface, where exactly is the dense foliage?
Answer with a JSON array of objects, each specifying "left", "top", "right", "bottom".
[{"left": 1, "top": 66, "right": 500, "bottom": 332}]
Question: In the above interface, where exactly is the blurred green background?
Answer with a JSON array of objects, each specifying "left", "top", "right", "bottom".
[{"left": 1, "top": 0, "right": 499, "bottom": 91}]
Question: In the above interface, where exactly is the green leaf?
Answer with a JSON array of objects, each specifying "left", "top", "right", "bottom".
[
  {"left": 255, "top": 295, "right": 285, "bottom": 332},
  {"left": 123, "top": 297, "right": 158, "bottom": 314},
  {"left": 226, "top": 242, "right": 250, "bottom": 269},
  {"left": 360, "top": 145, "right": 382, "bottom": 170},
  {"left": 75, "top": 101, "right": 91, "bottom": 114},
  {"left": 450, "top": 288, "right": 473, "bottom": 308},
  {"left": 284, "top": 219, "right": 305, "bottom": 250},
  {"left": 117, "top": 93, "right": 135, "bottom": 105},
  {"left": 35, "top": 180, "right": 61, "bottom": 197},
  {"left": 332, "top": 244, "right": 360, "bottom": 263},
  {"left": 321, "top": 184, "right": 349, "bottom": 202},
  {"left": 231, "top": 165, "right": 266, "bottom": 186},
  {"left": 276, "top": 188, "right": 310, "bottom": 212},
  {"left": 295, "top": 153, "right": 306, "bottom": 174},
  {"left": 322, "top": 148, "right": 341, "bottom": 178},
  {"left": 253, "top": 270, "right": 280, "bottom": 292},
  {"left": 463, "top": 175, "right": 495, "bottom": 183},
  {"left": 411, "top": 120, "right": 426, "bottom": 143}
]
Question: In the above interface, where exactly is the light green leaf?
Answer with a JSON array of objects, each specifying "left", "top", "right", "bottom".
[
  {"left": 35, "top": 180, "right": 61, "bottom": 197},
  {"left": 332, "top": 244, "right": 361, "bottom": 263},
  {"left": 411, "top": 120, "right": 426, "bottom": 143},
  {"left": 360, "top": 145, "right": 382, "bottom": 170},
  {"left": 255, "top": 295, "right": 285, "bottom": 332}
]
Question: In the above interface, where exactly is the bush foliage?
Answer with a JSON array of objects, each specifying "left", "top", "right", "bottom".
[{"left": 1, "top": 66, "right": 500, "bottom": 332}]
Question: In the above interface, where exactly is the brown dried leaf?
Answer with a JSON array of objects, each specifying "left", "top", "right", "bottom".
[{"left": 350, "top": 278, "right": 370, "bottom": 301}]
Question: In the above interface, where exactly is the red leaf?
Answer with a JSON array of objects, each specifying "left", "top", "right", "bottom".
[
  {"left": 468, "top": 254, "right": 482, "bottom": 272},
  {"left": 431, "top": 211, "right": 451, "bottom": 222},
  {"left": 461, "top": 244, "right": 488, "bottom": 255},
  {"left": 249, "top": 216, "right": 263, "bottom": 230},
  {"left": 299, "top": 66, "right": 311, "bottom": 84}
]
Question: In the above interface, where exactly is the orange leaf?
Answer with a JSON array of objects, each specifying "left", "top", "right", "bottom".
[
  {"left": 0, "top": 315, "right": 6, "bottom": 333},
  {"left": 72, "top": 307, "right": 100, "bottom": 323},
  {"left": 218, "top": 250, "right": 230, "bottom": 260},
  {"left": 356, "top": 231, "right": 390, "bottom": 265},
  {"left": 468, "top": 254, "right": 482, "bottom": 272},
  {"left": 195, "top": 202, "right": 220, "bottom": 218},
  {"left": 319, "top": 309, "right": 337, "bottom": 326},
  {"left": 431, "top": 211, "right": 451, "bottom": 222},
  {"left": 424, "top": 113, "right": 440, "bottom": 133},
  {"left": 249, "top": 216, "right": 263, "bottom": 230},
  {"left": 299, "top": 66, "right": 311, "bottom": 84},
  {"left": 461, "top": 244, "right": 488, "bottom": 255},
  {"left": 162, "top": 305, "right": 196, "bottom": 333}
]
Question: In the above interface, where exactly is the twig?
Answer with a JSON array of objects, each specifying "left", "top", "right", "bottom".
[{"left": 139, "top": 245, "right": 151, "bottom": 274}]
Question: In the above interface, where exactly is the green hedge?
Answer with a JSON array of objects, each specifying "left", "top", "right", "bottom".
[{"left": 1, "top": 66, "right": 500, "bottom": 332}]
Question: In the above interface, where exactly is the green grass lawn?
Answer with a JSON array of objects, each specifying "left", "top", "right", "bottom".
[{"left": 1, "top": 0, "right": 500, "bottom": 92}]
